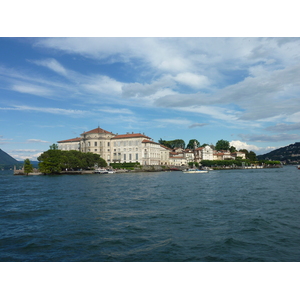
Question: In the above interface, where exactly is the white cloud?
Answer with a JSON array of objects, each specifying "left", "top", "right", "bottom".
[
  {"left": 12, "top": 149, "right": 42, "bottom": 152},
  {"left": 238, "top": 133, "right": 300, "bottom": 142},
  {"left": 26, "top": 139, "right": 49, "bottom": 143},
  {"left": 96, "top": 107, "right": 133, "bottom": 114},
  {"left": 0, "top": 105, "right": 87, "bottom": 117},
  {"left": 11, "top": 84, "right": 53, "bottom": 97},
  {"left": 174, "top": 72, "right": 209, "bottom": 89},
  {"left": 230, "top": 140, "right": 280, "bottom": 155},
  {"left": 154, "top": 118, "right": 191, "bottom": 127},
  {"left": 265, "top": 122, "right": 300, "bottom": 132},
  {"left": 11, "top": 152, "right": 43, "bottom": 161},
  {"left": 81, "top": 75, "right": 123, "bottom": 95},
  {"left": 30, "top": 58, "right": 68, "bottom": 76},
  {"left": 230, "top": 140, "right": 261, "bottom": 151}
]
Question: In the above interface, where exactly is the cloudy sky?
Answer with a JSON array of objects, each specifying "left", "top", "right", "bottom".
[{"left": 1, "top": 37, "right": 300, "bottom": 160}]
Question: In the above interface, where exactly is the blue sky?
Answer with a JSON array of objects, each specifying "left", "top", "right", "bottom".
[{"left": 1, "top": 37, "right": 300, "bottom": 160}]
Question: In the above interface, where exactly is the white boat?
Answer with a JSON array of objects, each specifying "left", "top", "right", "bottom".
[
  {"left": 94, "top": 168, "right": 108, "bottom": 174},
  {"left": 182, "top": 168, "right": 208, "bottom": 173},
  {"left": 95, "top": 168, "right": 116, "bottom": 174}
]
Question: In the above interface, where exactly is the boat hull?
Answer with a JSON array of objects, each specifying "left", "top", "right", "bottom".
[{"left": 182, "top": 169, "right": 208, "bottom": 173}]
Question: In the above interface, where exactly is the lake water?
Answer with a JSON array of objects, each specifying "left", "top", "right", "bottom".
[{"left": 1, "top": 166, "right": 300, "bottom": 262}]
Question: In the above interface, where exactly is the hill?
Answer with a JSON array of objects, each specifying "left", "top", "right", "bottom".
[
  {"left": 257, "top": 142, "right": 300, "bottom": 164},
  {"left": 0, "top": 149, "right": 22, "bottom": 169}
]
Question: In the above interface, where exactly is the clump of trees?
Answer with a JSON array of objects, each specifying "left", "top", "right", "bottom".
[
  {"left": 158, "top": 139, "right": 186, "bottom": 149},
  {"left": 239, "top": 149, "right": 257, "bottom": 161},
  {"left": 201, "top": 159, "right": 251, "bottom": 167},
  {"left": 38, "top": 145, "right": 107, "bottom": 174}
]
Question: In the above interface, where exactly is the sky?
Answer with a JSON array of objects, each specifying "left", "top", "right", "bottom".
[{"left": 1, "top": 36, "right": 300, "bottom": 160}]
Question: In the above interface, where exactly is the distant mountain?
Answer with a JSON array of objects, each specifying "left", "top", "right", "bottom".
[
  {"left": 0, "top": 149, "right": 19, "bottom": 164},
  {"left": 257, "top": 142, "right": 300, "bottom": 163}
]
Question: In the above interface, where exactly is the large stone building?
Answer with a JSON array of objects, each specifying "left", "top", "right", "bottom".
[{"left": 58, "top": 127, "right": 170, "bottom": 166}]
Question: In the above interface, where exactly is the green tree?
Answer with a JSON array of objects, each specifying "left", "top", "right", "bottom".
[
  {"left": 49, "top": 143, "right": 59, "bottom": 150},
  {"left": 158, "top": 138, "right": 185, "bottom": 149},
  {"left": 229, "top": 146, "right": 237, "bottom": 153},
  {"left": 38, "top": 149, "right": 63, "bottom": 174},
  {"left": 239, "top": 149, "right": 256, "bottom": 161},
  {"left": 215, "top": 139, "right": 230, "bottom": 151},
  {"left": 24, "top": 158, "right": 33, "bottom": 175},
  {"left": 186, "top": 139, "right": 200, "bottom": 149},
  {"left": 248, "top": 151, "right": 257, "bottom": 161}
]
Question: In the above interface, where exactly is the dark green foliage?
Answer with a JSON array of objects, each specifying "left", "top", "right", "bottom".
[
  {"left": 24, "top": 158, "right": 33, "bottom": 175},
  {"left": 158, "top": 138, "right": 185, "bottom": 149},
  {"left": 257, "top": 160, "right": 281, "bottom": 165},
  {"left": 238, "top": 149, "right": 257, "bottom": 161},
  {"left": 229, "top": 146, "right": 237, "bottom": 153},
  {"left": 38, "top": 150, "right": 107, "bottom": 174},
  {"left": 186, "top": 139, "right": 200, "bottom": 149},
  {"left": 215, "top": 139, "right": 230, "bottom": 151},
  {"left": 110, "top": 162, "right": 140, "bottom": 169},
  {"left": 247, "top": 151, "right": 257, "bottom": 161},
  {"left": 49, "top": 143, "right": 59, "bottom": 150},
  {"left": 201, "top": 159, "right": 251, "bottom": 167}
]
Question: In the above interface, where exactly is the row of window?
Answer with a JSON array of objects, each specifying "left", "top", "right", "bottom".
[
  {"left": 113, "top": 141, "right": 139, "bottom": 147},
  {"left": 112, "top": 153, "right": 139, "bottom": 160},
  {"left": 85, "top": 142, "right": 110, "bottom": 147}
]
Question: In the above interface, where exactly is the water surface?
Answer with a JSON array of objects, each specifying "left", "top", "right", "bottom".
[{"left": 1, "top": 167, "right": 299, "bottom": 261}]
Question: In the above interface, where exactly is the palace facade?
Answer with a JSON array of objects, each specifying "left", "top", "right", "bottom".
[{"left": 57, "top": 127, "right": 246, "bottom": 166}]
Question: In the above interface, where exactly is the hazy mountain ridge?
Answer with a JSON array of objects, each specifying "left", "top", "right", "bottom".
[
  {"left": 257, "top": 142, "right": 300, "bottom": 163},
  {"left": 0, "top": 149, "right": 19, "bottom": 164}
]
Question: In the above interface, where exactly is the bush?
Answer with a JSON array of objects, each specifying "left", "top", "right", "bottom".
[{"left": 110, "top": 162, "right": 140, "bottom": 169}]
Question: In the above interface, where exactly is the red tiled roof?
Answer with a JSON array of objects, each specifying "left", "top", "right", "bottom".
[
  {"left": 142, "top": 139, "right": 159, "bottom": 144},
  {"left": 82, "top": 127, "right": 113, "bottom": 135},
  {"left": 57, "top": 137, "right": 81, "bottom": 143},
  {"left": 112, "top": 133, "right": 151, "bottom": 139}
]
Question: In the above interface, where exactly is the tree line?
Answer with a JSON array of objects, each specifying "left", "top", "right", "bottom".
[
  {"left": 158, "top": 138, "right": 257, "bottom": 160},
  {"left": 37, "top": 144, "right": 107, "bottom": 174}
]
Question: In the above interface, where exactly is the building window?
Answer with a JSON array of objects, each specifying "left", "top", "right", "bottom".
[
  {"left": 108, "top": 142, "right": 110, "bottom": 147},
  {"left": 129, "top": 154, "right": 132, "bottom": 161},
  {"left": 88, "top": 142, "right": 90, "bottom": 147},
  {"left": 94, "top": 149, "right": 97, "bottom": 152},
  {"left": 124, "top": 154, "right": 126, "bottom": 161},
  {"left": 94, "top": 142, "right": 97, "bottom": 146},
  {"left": 136, "top": 153, "right": 138, "bottom": 160}
]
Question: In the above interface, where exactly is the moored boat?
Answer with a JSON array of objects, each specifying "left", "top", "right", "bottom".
[
  {"left": 94, "top": 168, "right": 108, "bottom": 174},
  {"left": 182, "top": 168, "right": 208, "bottom": 173},
  {"left": 95, "top": 168, "right": 116, "bottom": 174}
]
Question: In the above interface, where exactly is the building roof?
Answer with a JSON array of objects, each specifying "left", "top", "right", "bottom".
[
  {"left": 82, "top": 127, "right": 113, "bottom": 135},
  {"left": 160, "top": 145, "right": 172, "bottom": 151},
  {"left": 142, "top": 139, "right": 159, "bottom": 145},
  {"left": 112, "top": 133, "right": 151, "bottom": 139},
  {"left": 57, "top": 137, "right": 81, "bottom": 143}
]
